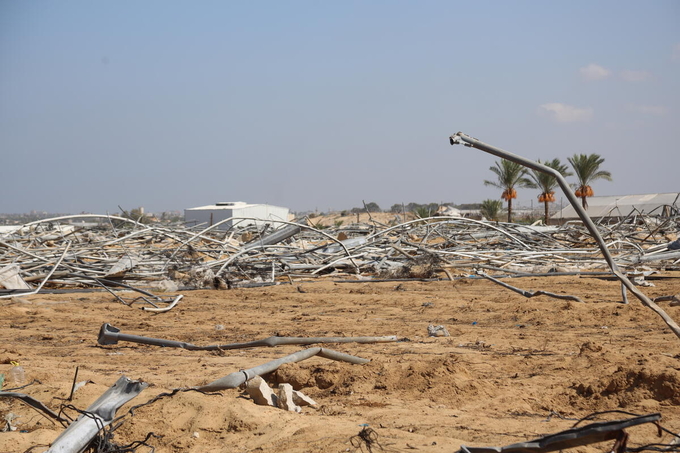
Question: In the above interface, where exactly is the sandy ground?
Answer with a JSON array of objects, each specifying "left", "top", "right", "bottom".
[{"left": 2, "top": 274, "right": 680, "bottom": 453}]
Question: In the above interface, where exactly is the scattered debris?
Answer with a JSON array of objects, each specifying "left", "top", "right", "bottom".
[
  {"left": 245, "top": 377, "right": 316, "bottom": 411},
  {"left": 350, "top": 426, "right": 383, "bottom": 453},
  {"left": 2, "top": 210, "right": 679, "bottom": 302},
  {"left": 2, "top": 412, "right": 19, "bottom": 432},
  {"left": 0, "top": 391, "right": 66, "bottom": 423},
  {"left": 654, "top": 294, "right": 680, "bottom": 306},
  {"left": 292, "top": 389, "right": 317, "bottom": 407},
  {"left": 456, "top": 412, "right": 662, "bottom": 453},
  {"left": 7, "top": 362, "right": 25, "bottom": 386},
  {"left": 277, "top": 383, "right": 301, "bottom": 413},
  {"left": 427, "top": 325, "right": 450, "bottom": 337},
  {"left": 140, "top": 294, "right": 184, "bottom": 313},
  {"left": 632, "top": 275, "right": 655, "bottom": 287},
  {"left": 475, "top": 270, "right": 584, "bottom": 302},
  {"left": 195, "top": 348, "right": 369, "bottom": 392},
  {"left": 0, "top": 264, "right": 30, "bottom": 290},
  {"left": 97, "top": 322, "right": 397, "bottom": 350},
  {"left": 245, "top": 376, "right": 277, "bottom": 407}
]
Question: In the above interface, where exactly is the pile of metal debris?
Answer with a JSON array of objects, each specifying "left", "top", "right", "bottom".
[{"left": 1, "top": 210, "right": 678, "bottom": 299}]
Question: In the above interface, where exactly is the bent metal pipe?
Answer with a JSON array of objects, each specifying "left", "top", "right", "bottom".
[{"left": 449, "top": 131, "right": 680, "bottom": 340}]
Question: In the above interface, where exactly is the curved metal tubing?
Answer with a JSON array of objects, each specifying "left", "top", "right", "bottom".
[
  {"left": 365, "top": 216, "right": 531, "bottom": 249},
  {"left": 98, "top": 323, "right": 397, "bottom": 351},
  {"left": 195, "top": 347, "right": 369, "bottom": 392},
  {"left": 449, "top": 131, "right": 680, "bottom": 339},
  {"left": 162, "top": 217, "right": 359, "bottom": 273}
]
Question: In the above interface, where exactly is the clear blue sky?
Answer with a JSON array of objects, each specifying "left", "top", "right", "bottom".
[{"left": 2, "top": 1, "right": 678, "bottom": 214}]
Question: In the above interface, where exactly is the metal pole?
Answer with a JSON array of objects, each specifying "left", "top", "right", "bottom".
[
  {"left": 46, "top": 376, "right": 147, "bottom": 453},
  {"left": 195, "top": 348, "right": 369, "bottom": 392},
  {"left": 449, "top": 132, "right": 680, "bottom": 339}
]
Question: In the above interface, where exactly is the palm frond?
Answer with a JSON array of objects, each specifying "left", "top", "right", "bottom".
[
  {"left": 486, "top": 160, "right": 533, "bottom": 191},
  {"left": 529, "top": 158, "right": 572, "bottom": 199},
  {"left": 568, "top": 153, "right": 612, "bottom": 187},
  {"left": 591, "top": 170, "right": 613, "bottom": 181},
  {"left": 480, "top": 199, "right": 503, "bottom": 221}
]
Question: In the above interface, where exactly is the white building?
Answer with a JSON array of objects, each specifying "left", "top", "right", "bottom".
[
  {"left": 553, "top": 193, "right": 679, "bottom": 221},
  {"left": 184, "top": 202, "right": 290, "bottom": 229}
]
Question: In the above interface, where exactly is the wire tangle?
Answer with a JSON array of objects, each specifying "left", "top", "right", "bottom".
[{"left": 350, "top": 427, "right": 383, "bottom": 453}]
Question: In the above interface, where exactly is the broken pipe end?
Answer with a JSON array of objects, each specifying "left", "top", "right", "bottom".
[
  {"left": 97, "top": 323, "right": 120, "bottom": 345},
  {"left": 449, "top": 132, "right": 468, "bottom": 146}
]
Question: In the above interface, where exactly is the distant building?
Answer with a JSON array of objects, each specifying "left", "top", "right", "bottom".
[
  {"left": 433, "top": 206, "right": 462, "bottom": 217},
  {"left": 184, "top": 202, "right": 290, "bottom": 229},
  {"left": 553, "top": 193, "right": 679, "bottom": 221}
]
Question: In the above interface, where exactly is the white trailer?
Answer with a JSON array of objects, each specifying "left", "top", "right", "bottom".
[{"left": 184, "top": 202, "right": 289, "bottom": 230}]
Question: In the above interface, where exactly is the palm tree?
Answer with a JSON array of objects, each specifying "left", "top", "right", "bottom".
[
  {"left": 528, "top": 158, "right": 573, "bottom": 225},
  {"left": 480, "top": 199, "right": 503, "bottom": 221},
  {"left": 567, "top": 154, "right": 612, "bottom": 209},
  {"left": 413, "top": 205, "right": 431, "bottom": 219},
  {"left": 484, "top": 159, "right": 535, "bottom": 223}
]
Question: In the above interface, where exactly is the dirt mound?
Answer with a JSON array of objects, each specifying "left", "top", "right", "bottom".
[
  {"left": 573, "top": 366, "right": 680, "bottom": 407},
  {"left": 271, "top": 355, "right": 494, "bottom": 405}
]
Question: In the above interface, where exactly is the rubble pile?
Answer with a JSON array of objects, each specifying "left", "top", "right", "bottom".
[{"left": 1, "top": 213, "right": 678, "bottom": 299}]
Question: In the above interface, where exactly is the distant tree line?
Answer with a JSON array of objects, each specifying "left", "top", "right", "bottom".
[
  {"left": 343, "top": 153, "right": 611, "bottom": 226},
  {"left": 347, "top": 202, "right": 482, "bottom": 215},
  {"left": 346, "top": 202, "right": 485, "bottom": 218},
  {"left": 349, "top": 202, "right": 382, "bottom": 214}
]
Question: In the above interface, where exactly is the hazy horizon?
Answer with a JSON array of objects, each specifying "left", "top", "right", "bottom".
[{"left": 2, "top": 1, "right": 679, "bottom": 215}]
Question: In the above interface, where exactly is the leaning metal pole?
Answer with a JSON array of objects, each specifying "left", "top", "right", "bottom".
[{"left": 449, "top": 132, "right": 680, "bottom": 340}]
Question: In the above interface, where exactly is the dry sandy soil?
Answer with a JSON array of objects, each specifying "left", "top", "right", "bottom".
[{"left": 2, "top": 273, "right": 680, "bottom": 453}]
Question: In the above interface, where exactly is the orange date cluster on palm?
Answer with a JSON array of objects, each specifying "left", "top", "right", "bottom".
[
  {"left": 501, "top": 188, "right": 517, "bottom": 201},
  {"left": 575, "top": 185, "right": 594, "bottom": 198},
  {"left": 538, "top": 191, "right": 556, "bottom": 203}
]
